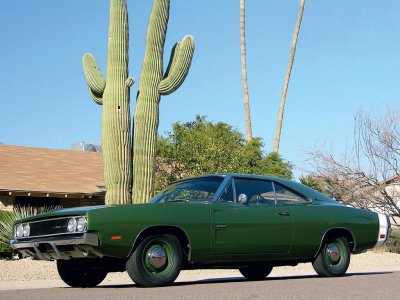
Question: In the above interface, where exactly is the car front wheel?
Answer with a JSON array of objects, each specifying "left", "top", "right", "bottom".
[
  {"left": 312, "top": 236, "right": 350, "bottom": 277},
  {"left": 239, "top": 264, "right": 273, "bottom": 280},
  {"left": 57, "top": 260, "right": 107, "bottom": 287},
  {"left": 126, "top": 234, "right": 182, "bottom": 287}
]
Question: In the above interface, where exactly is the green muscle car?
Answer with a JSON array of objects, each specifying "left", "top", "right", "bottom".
[{"left": 10, "top": 174, "right": 391, "bottom": 287}]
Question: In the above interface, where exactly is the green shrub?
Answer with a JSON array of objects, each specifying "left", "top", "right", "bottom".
[
  {"left": 0, "top": 210, "right": 13, "bottom": 258},
  {"left": 385, "top": 227, "right": 400, "bottom": 254}
]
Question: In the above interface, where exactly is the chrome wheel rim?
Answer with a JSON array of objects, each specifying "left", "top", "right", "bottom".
[
  {"left": 326, "top": 243, "right": 340, "bottom": 264},
  {"left": 146, "top": 245, "right": 167, "bottom": 271},
  {"left": 322, "top": 238, "right": 348, "bottom": 274}
]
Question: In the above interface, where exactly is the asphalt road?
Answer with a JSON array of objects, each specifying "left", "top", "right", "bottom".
[{"left": 0, "top": 271, "right": 398, "bottom": 300}]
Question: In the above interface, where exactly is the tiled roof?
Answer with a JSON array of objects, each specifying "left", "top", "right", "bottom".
[{"left": 0, "top": 145, "right": 104, "bottom": 195}]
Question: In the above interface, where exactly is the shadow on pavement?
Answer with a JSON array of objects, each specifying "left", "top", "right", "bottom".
[{"left": 92, "top": 271, "right": 393, "bottom": 289}]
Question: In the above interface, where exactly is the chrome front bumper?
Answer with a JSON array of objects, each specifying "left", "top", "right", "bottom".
[{"left": 10, "top": 233, "right": 100, "bottom": 260}]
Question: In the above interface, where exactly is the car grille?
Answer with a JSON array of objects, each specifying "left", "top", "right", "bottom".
[{"left": 28, "top": 217, "right": 71, "bottom": 238}]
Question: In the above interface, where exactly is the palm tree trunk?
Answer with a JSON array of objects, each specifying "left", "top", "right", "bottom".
[
  {"left": 240, "top": 0, "right": 252, "bottom": 142},
  {"left": 273, "top": 0, "right": 305, "bottom": 152}
]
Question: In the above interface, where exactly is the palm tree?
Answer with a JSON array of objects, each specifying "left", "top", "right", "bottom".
[
  {"left": 240, "top": 0, "right": 253, "bottom": 142},
  {"left": 273, "top": 0, "right": 306, "bottom": 152}
]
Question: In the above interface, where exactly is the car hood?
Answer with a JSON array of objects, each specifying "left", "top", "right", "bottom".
[{"left": 16, "top": 205, "right": 108, "bottom": 223}]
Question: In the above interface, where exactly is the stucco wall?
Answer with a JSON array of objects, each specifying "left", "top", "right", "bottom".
[{"left": 372, "top": 183, "right": 400, "bottom": 226}]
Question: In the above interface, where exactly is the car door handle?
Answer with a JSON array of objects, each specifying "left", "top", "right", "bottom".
[
  {"left": 216, "top": 224, "right": 227, "bottom": 229},
  {"left": 278, "top": 211, "right": 290, "bottom": 217}
]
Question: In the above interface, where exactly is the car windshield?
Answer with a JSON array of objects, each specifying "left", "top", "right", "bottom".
[{"left": 150, "top": 176, "right": 224, "bottom": 203}]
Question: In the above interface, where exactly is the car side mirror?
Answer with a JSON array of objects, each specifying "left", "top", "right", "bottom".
[{"left": 238, "top": 193, "right": 248, "bottom": 205}]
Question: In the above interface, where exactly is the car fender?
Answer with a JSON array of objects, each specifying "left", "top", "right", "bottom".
[
  {"left": 128, "top": 225, "right": 192, "bottom": 260},
  {"left": 313, "top": 227, "right": 356, "bottom": 258}
]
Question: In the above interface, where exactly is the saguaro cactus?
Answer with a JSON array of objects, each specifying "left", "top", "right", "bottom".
[
  {"left": 82, "top": 0, "right": 134, "bottom": 204},
  {"left": 132, "top": 0, "right": 195, "bottom": 203}
]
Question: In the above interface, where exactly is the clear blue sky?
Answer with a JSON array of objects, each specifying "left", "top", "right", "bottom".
[{"left": 0, "top": 1, "right": 399, "bottom": 179}]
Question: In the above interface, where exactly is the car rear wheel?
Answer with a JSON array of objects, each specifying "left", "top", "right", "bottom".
[
  {"left": 312, "top": 236, "right": 350, "bottom": 277},
  {"left": 126, "top": 234, "right": 182, "bottom": 287},
  {"left": 239, "top": 264, "right": 273, "bottom": 280},
  {"left": 57, "top": 260, "right": 107, "bottom": 287}
]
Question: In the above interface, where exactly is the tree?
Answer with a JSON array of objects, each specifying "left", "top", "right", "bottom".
[
  {"left": 273, "top": 0, "right": 306, "bottom": 152},
  {"left": 155, "top": 116, "right": 293, "bottom": 191},
  {"left": 306, "top": 107, "right": 400, "bottom": 224},
  {"left": 299, "top": 175, "right": 328, "bottom": 194},
  {"left": 240, "top": 0, "right": 253, "bottom": 142}
]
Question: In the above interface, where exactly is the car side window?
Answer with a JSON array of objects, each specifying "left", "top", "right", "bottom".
[
  {"left": 234, "top": 179, "right": 275, "bottom": 205},
  {"left": 218, "top": 180, "right": 235, "bottom": 202},
  {"left": 274, "top": 182, "right": 308, "bottom": 205}
]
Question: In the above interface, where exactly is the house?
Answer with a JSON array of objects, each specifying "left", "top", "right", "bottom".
[
  {"left": 351, "top": 174, "right": 400, "bottom": 226},
  {"left": 0, "top": 145, "right": 105, "bottom": 211}
]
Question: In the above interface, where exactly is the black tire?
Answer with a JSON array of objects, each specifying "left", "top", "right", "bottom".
[
  {"left": 239, "top": 264, "right": 273, "bottom": 280},
  {"left": 312, "top": 236, "right": 350, "bottom": 277},
  {"left": 126, "top": 234, "right": 182, "bottom": 287},
  {"left": 57, "top": 260, "right": 107, "bottom": 287}
]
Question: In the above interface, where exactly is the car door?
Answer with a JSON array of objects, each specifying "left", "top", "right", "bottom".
[{"left": 211, "top": 177, "right": 292, "bottom": 255}]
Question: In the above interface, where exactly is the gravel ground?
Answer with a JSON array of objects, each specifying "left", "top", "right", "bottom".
[{"left": 1, "top": 251, "right": 400, "bottom": 282}]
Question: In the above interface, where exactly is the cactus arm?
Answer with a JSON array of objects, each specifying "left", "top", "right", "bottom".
[
  {"left": 82, "top": 53, "right": 106, "bottom": 105},
  {"left": 82, "top": 53, "right": 106, "bottom": 94},
  {"left": 88, "top": 88, "right": 104, "bottom": 105},
  {"left": 158, "top": 35, "right": 195, "bottom": 96}
]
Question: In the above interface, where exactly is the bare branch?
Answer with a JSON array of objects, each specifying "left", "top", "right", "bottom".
[{"left": 306, "top": 107, "right": 400, "bottom": 223}]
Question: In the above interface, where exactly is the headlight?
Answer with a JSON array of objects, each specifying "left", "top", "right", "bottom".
[
  {"left": 22, "top": 223, "right": 30, "bottom": 237},
  {"left": 76, "top": 217, "right": 87, "bottom": 232},
  {"left": 67, "top": 218, "right": 77, "bottom": 232},
  {"left": 16, "top": 224, "right": 23, "bottom": 238}
]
